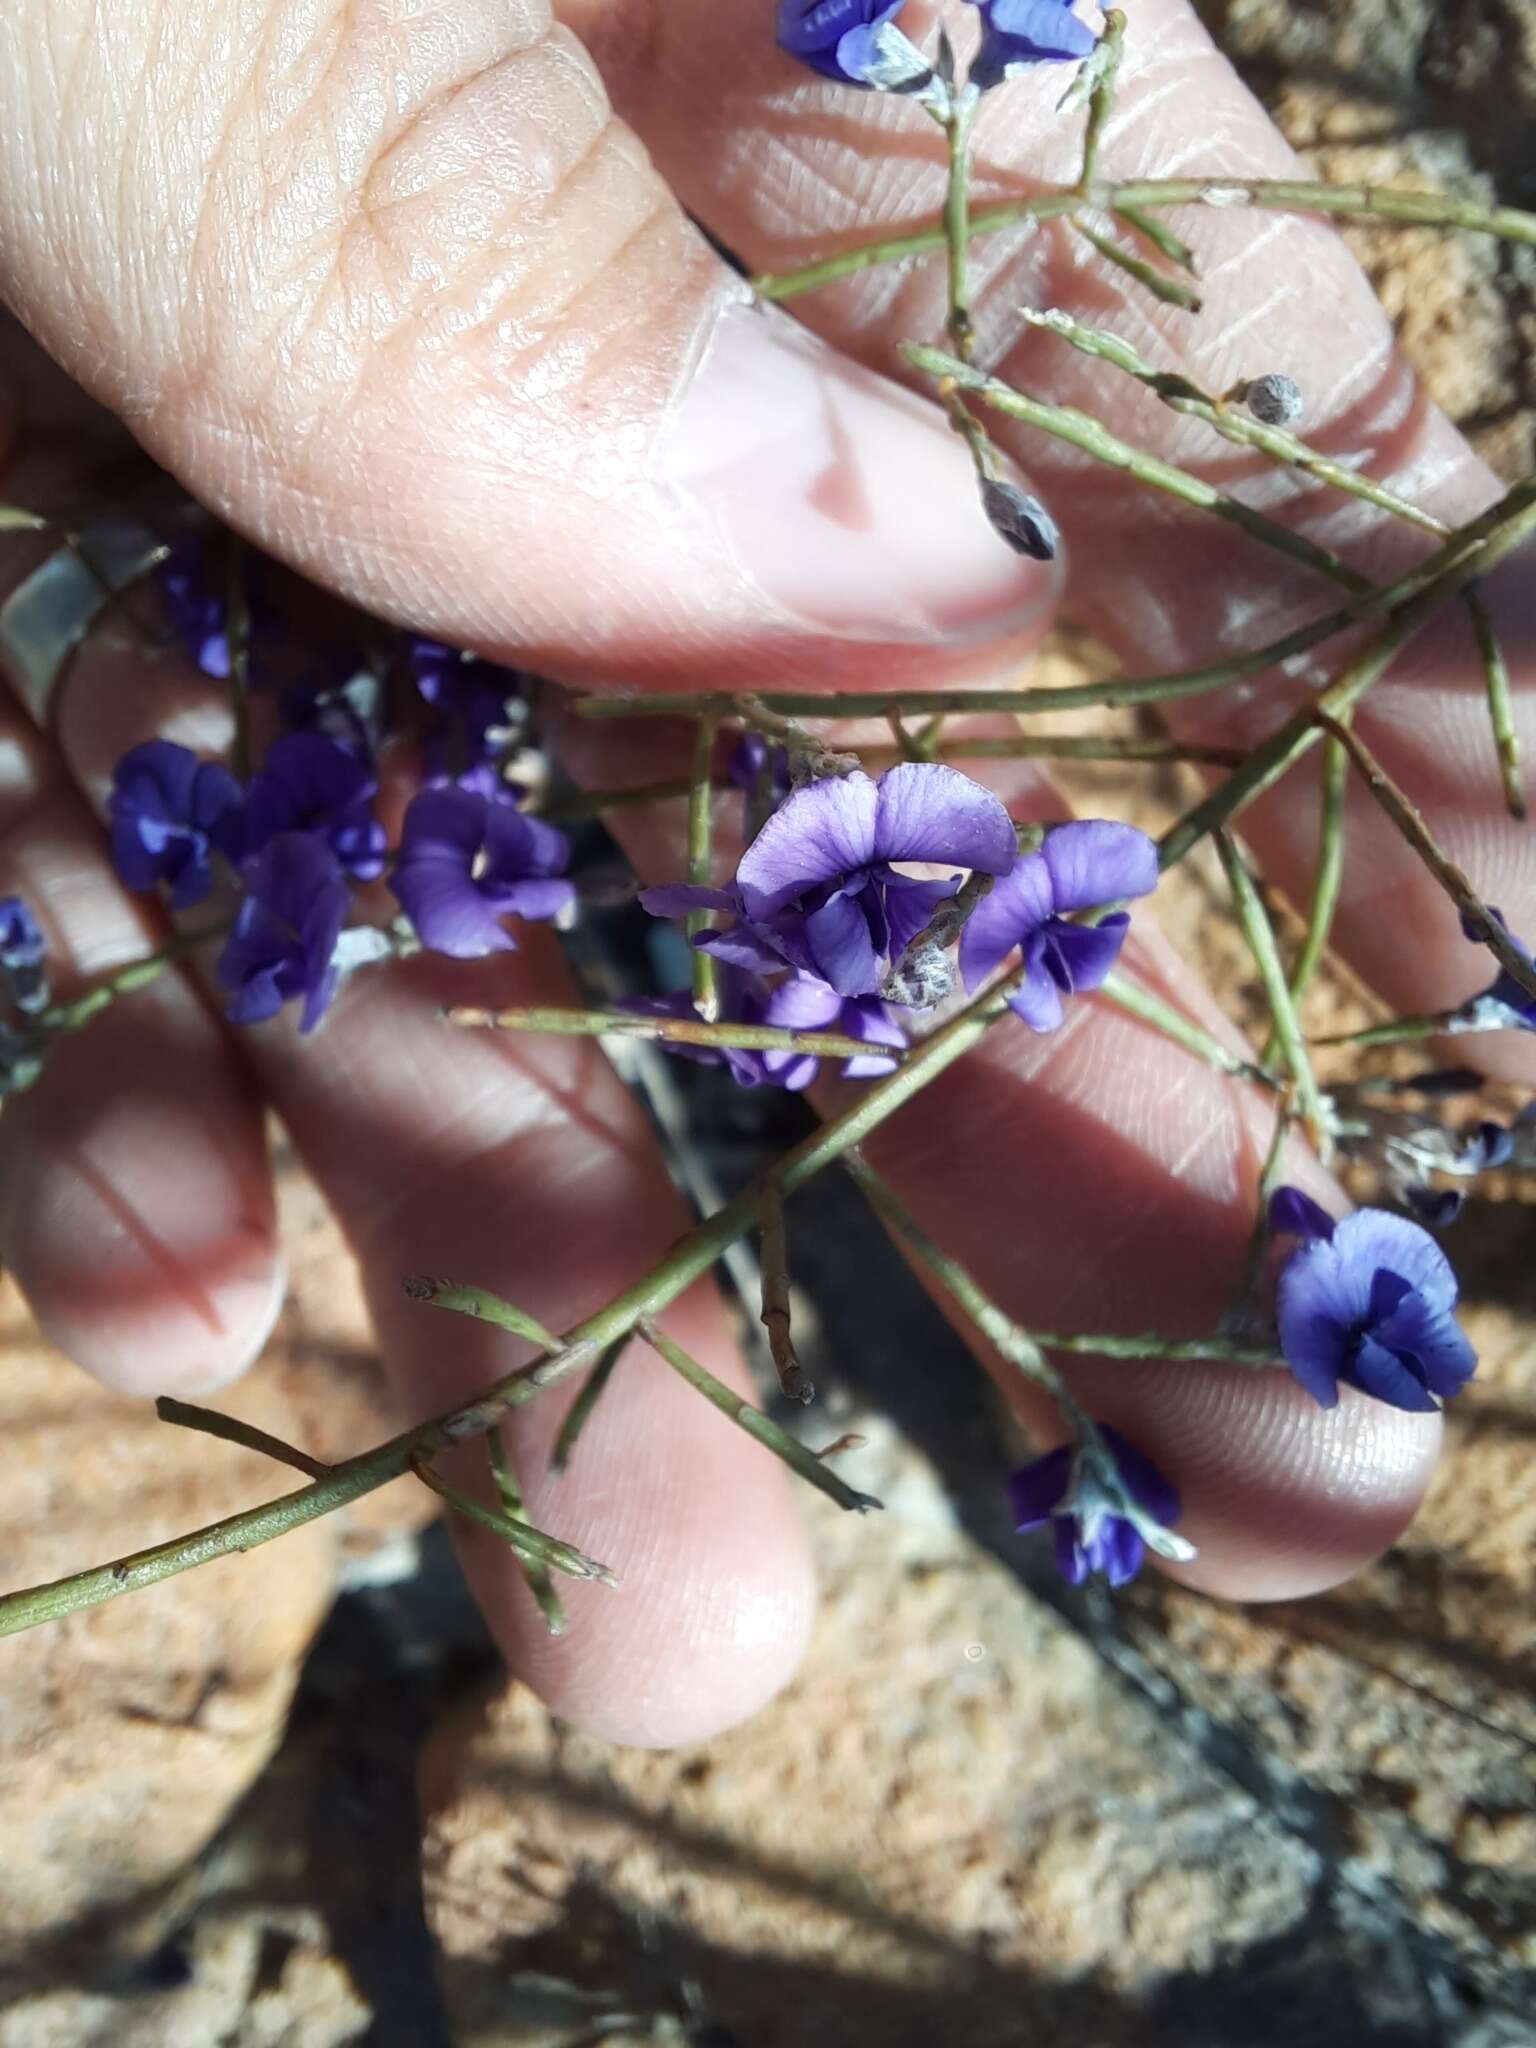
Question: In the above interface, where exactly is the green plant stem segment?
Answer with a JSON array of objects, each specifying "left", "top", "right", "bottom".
[
  {"left": 0, "top": 960, "right": 1031, "bottom": 1640},
  {"left": 1216, "top": 832, "right": 1330, "bottom": 1156},
  {"left": 686, "top": 713, "right": 720, "bottom": 1022},
  {"left": 487, "top": 1426, "right": 567, "bottom": 1633},
  {"left": 1071, "top": 217, "right": 1201, "bottom": 311},
  {"left": 445, "top": 1002, "right": 902, "bottom": 1065},
  {"left": 638, "top": 1318, "right": 877, "bottom": 1514},
  {"left": 1464, "top": 582, "right": 1525, "bottom": 820},
  {"left": 1098, "top": 970, "right": 1276, "bottom": 1085},
  {"left": 1077, "top": 10, "right": 1127, "bottom": 192},
  {"left": 550, "top": 1337, "right": 627, "bottom": 1474},
  {"left": 1264, "top": 732, "right": 1348, "bottom": 1066},
  {"left": 940, "top": 85, "right": 977, "bottom": 360},
  {"left": 751, "top": 177, "right": 1536, "bottom": 303},
  {"left": 907, "top": 346, "right": 1372, "bottom": 595}
]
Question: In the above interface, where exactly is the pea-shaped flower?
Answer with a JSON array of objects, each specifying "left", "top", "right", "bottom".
[
  {"left": 216, "top": 832, "right": 351, "bottom": 1034},
  {"left": 958, "top": 819, "right": 1158, "bottom": 1030},
  {"left": 776, "top": 0, "right": 931, "bottom": 90},
  {"left": 109, "top": 740, "right": 244, "bottom": 909},
  {"left": 391, "top": 787, "right": 576, "bottom": 959},
  {"left": 1009, "top": 1425, "right": 1192, "bottom": 1588},
  {"left": 1271, "top": 1188, "right": 1478, "bottom": 1412},
  {"left": 965, "top": 0, "right": 1098, "bottom": 90},
  {"left": 243, "top": 732, "right": 388, "bottom": 883}
]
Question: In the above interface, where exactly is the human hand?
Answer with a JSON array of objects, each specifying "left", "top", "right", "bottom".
[{"left": 0, "top": 0, "right": 1528, "bottom": 1745}]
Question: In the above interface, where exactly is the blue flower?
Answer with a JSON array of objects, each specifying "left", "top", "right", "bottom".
[
  {"left": 959, "top": 819, "right": 1158, "bottom": 1030},
  {"left": 407, "top": 636, "right": 523, "bottom": 790},
  {"left": 243, "top": 733, "right": 388, "bottom": 882},
  {"left": 644, "top": 764, "right": 1019, "bottom": 1002},
  {"left": 1009, "top": 1425, "right": 1192, "bottom": 1588},
  {"left": 965, "top": 0, "right": 1098, "bottom": 89},
  {"left": 1271, "top": 1188, "right": 1477, "bottom": 1412},
  {"left": 0, "top": 894, "right": 49, "bottom": 1018},
  {"left": 216, "top": 832, "right": 350, "bottom": 1034},
  {"left": 726, "top": 733, "right": 792, "bottom": 806},
  {"left": 776, "top": 0, "right": 930, "bottom": 89},
  {"left": 109, "top": 740, "right": 245, "bottom": 909},
  {"left": 158, "top": 536, "right": 275, "bottom": 680},
  {"left": 390, "top": 787, "right": 575, "bottom": 958}
]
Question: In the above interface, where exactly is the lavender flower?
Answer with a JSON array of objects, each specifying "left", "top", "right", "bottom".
[
  {"left": 408, "top": 636, "right": 523, "bottom": 788},
  {"left": 1457, "top": 909, "right": 1536, "bottom": 1031},
  {"left": 726, "top": 733, "right": 792, "bottom": 806},
  {"left": 1009, "top": 1425, "right": 1191, "bottom": 1588},
  {"left": 390, "top": 787, "right": 575, "bottom": 959},
  {"left": 216, "top": 832, "right": 350, "bottom": 1034},
  {"left": 1270, "top": 1187, "right": 1477, "bottom": 1412},
  {"left": 1, "top": 894, "right": 49, "bottom": 1017},
  {"left": 965, "top": 0, "right": 1098, "bottom": 90},
  {"left": 109, "top": 740, "right": 244, "bottom": 909},
  {"left": 243, "top": 733, "right": 388, "bottom": 882},
  {"left": 958, "top": 819, "right": 1158, "bottom": 1030},
  {"left": 776, "top": 0, "right": 931, "bottom": 90},
  {"left": 159, "top": 536, "right": 273, "bottom": 680},
  {"left": 630, "top": 972, "right": 903, "bottom": 1091},
  {"left": 645, "top": 765, "right": 1018, "bottom": 1001}
]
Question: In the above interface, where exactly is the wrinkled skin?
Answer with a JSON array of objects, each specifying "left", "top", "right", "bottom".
[{"left": 2, "top": 0, "right": 1532, "bottom": 1745}]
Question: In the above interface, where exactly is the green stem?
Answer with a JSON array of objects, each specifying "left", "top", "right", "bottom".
[
  {"left": 157, "top": 1399, "right": 331, "bottom": 1480},
  {"left": 444, "top": 1002, "right": 903, "bottom": 1065},
  {"left": 1318, "top": 711, "right": 1536, "bottom": 1005},
  {"left": 1158, "top": 476, "right": 1536, "bottom": 868},
  {"left": 1264, "top": 733, "right": 1347, "bottom": 1065},
  {"left": 550, "top": 1337, "right": 627, "bottom": 1474},
  {"left": 759, "top": 1186, "right": 811, "bottom": 1404},
  {"left": 487, "top": 1426, "right": 567, "bottom": 1634},
  {"left": 752, "top": 177, "right": 1536, "bottom": 303},
  {"left": 940, "top": 88, "right": 977, "bottom": 360},
  {"left": 1312, "top": 1012, "right": 1458, "bottom": 1049},
  {"left": 1216, "top": 831, "right": 1330, "bottom": 1155},
  {"left": 0, "top": 504, "right": 48, "bottom": 532},
  {"left": 410, "top": 1456, "right": 617, "bottom": 1587},
  {"left": 637, "top": 1319, "right": 878, "bottom": 1514},
  {"left": 38, "top": 922, "right": 229, "bottom": 1038},
  {"left": 1077, "top": 10, "right": 1127, "bottom": 192},
  {"left": 1018, "top": 307, "right": 1447, "bottom": 537},
  {"left": 1227, "top": 1102, "right": 1297, "bottom": 1332},
  {"left": 906, "top": 346, "right": 1373, "bottom": 595},
  {"left": 1098, "top": 969, "right": 1277, "bottom": 1085},
  {"left": 0, "top": 960, "right": 1028, "bottom": 1639},
  {"left": 1112, "top": 203, "right": 1197, "bottom": 272},
  {"left": 1070, "top": 218, "right": 1201, "bottom": 311},
  {"left": 1464, "top": 582, "right": 1525, "bottom": 820},
  {"left": 686, "top": 713, "right": 720, "bottom": 1022}
]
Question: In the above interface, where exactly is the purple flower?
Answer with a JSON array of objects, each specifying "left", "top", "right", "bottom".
[
  {"left": 109, "top": 740, "right": 244, "bottom": 909},
  {"left": 1271, "top": 1188, "right": 1477, "bottom": 1412},
  {"left": 776, "top": 0, "right": 930, "bottom": 89},
  {"left": 390, "top": 787, "right": 575, "bottom": 958},
  {"left": 958, "top": 819, "right": 1158, "bottom": 1030},
  {"left": 408, "top": 636, "right": 523, "bottom": 787},
  {"left": 216, "top": 832, "right": 350, "bottom": 1034},
  {"left": 1009, "top": 1425, "right": 1191, "bottom": 1588},
  {"left": 726, "top": 733, "right": 792, "bottom": 806},
  {"left": 243, "top": 733, "right": 388, "bottom": 882},
  {"left": 281, "top": 662, "right": 383, "bottom": 759},
  {"left": 646, "top": 765, "right": 1018, "bottom": 1001},
  {"left": 1458, "top": 909, "right": 1536, "bottom": 1030},
  {"left": 965, "top": 0, "right": 1098, "bottom": 89},
  {"left": 159, "top": 536, "right": 275, "bottom": 680},
  {"left": 1, "top": 893, "right": 49, "bottom": 1017},
  {"left": 628, "top": 973, "right": 903, "bottom": 1091}
]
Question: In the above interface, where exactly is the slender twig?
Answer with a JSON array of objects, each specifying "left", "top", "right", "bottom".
[
  {"left": 938, "top": 84, "right": 978, "bottom": 359},
  {"left": 1158, "top": 477, "right": 1536, "bottom": 868},
  {"left": 1217, "top": 832, "right": 1330, "bottom": 1154},
  {"left": 1464, "top": 583, "right": 1525, "bottom": 820},
  {"left": 487, "top": 1426, "right": 567, "bottom": 1633},
  {"left": 1317, "top": 711, "right": 1536, "bottom": 1005},
  {"left": 1098, "top": 970, "right": 1277, "bottom": 1085},
  {"left": 445, "top": 1002, "right": 901, "bottom": 1064},
  {"left": 157, "top": 1399, "right": 332, "bottom": 1480},
  {"left": 752, "top": 176, "right": 1536, "bottom": 303},
  {"left": 759, "top": 1186, "right": 812, "bottom": 1404},
  {"left": 1076, "top": 10, "right": 1127, "bottom": 193},
  {"left": 1264, "top": 732, "right": 1348, "bottom": 1066},
  {"left": 0, "top": 503, "right": 48, "bottom": 531},
  {"left": 550, "top": 1337, "right": 627, "bottom": 1475},
  {"left": 906, "top": 346, "right": 1374, "bottom": 595},
  {"left": 1224, "top": 1102, "right": 1296, "bottom": 1336},
  {"left": 637, "top": 1319, "right": 877, "bottom": 1514},
  {"left": 410, "top": 1455, "right": 618, "bottom": 1587},
  {"left": 686, "top": 713, "right": 720, "bottom": 1022},
  {"left": 1071, "top": 218, "right": 1202, "bottom": 310},
  {"left": 38, "top": 922, "right": 229, "bottom": 1038},
  {"left": 405, "top": 1279, "right": 560, "bottom": 1350},
  {"left": 1113, "top": 203, "right": 1197, "bottom": 272},
  {"left": 0, "top": 957, "right": 1030, "bottom": 1638}
]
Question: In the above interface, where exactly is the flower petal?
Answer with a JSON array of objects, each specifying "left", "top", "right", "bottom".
[
  {"left": 805, "top": 892, "right": 881, "bottom": 996},
  {"left": 1041, "top": 820, "right": 1159, "bottom": 915},
  {"left": 1346, "top": 1336, "right": 1439, "bottom": 1412},
  {"left": 737, "top": 773, "right": 881, "bottom": 918},
  {"left": 1041, "top": 911, "right": 1129, "bottom": 994},
  {"left": 1269, "top": 1186, "right": 1337, "bottom": 1243},
  {"left": 1008, "top": 1447, "right": 1073, "bottom": 1530},
  {"left": 1006, "top": 935, "right": 1066, "bottom": 1032},
  {"left": 872, "top": 763, "right": 1018, "bottom": 876},
  {"left": 882, "top": 871, "right": 960, "bottom": 961},
  {"left": 958, "top": 852, "right": 1055, "bottom": 989}
]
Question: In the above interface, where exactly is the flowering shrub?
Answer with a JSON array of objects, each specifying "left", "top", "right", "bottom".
[{"left": 0, "top": 3, "right": 1529, "bottom": 1654}]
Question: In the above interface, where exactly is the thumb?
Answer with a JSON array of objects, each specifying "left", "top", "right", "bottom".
[{"left": 0, "top": 1, "right": 1057, "bottom": 688}]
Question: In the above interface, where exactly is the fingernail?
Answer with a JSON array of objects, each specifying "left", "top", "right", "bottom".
[{"left": 659, "top": 296, "right": 1061, "bottom": 647}]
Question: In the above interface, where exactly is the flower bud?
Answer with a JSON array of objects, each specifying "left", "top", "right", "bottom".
[{"left": 980, "top": 481, "right": 1060, "bottom": 561}]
